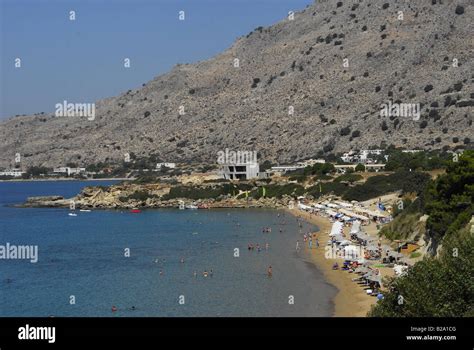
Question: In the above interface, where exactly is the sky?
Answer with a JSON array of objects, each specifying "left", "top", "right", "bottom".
[{"left": 0, "top": 0, "right": 312, "bottom": 119}]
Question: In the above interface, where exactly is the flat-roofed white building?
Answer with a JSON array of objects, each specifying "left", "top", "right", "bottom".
[
  {"left": 156, "top": 162, "right": 176, "bottom": 169},
  {"left": 221, "top": 162, "right": 259, "bottom": 180},
  {"left": 53, "top": 167, "right": 85, "bottom": 176},
  {"left": 297, "top": 159, "right": 326, "bottom": 167},
  {"left": 0, "top": 169, "right": 25, "bottom": 177}
]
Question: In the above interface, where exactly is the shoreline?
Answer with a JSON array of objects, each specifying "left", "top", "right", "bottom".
[
  {"left": 0, "top": 178, "right": 131, "bottom": 182},
  {"left": 287, "top": 208, "right": 376, "bottom": 317}
]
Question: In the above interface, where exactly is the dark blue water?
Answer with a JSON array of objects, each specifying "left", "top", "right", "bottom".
[{"left": 0, "top": 181, "right": 336, "bottom": 317}]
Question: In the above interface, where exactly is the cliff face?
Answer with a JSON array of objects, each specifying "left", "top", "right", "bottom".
[{"left": 1, "top": 0, "right": 473, "bottom": 168}]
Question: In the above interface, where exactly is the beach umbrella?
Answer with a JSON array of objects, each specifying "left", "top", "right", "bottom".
[{"left": 355, "top": 266, "right": 369, "bottom": 274}]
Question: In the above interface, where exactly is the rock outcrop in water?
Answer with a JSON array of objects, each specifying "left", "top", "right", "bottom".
[
  {"left": 1, "top": 0, "right": 472, "bottom": 168},
  {"left": 18, "top": 184, "right": 291, "bottom": 209}
]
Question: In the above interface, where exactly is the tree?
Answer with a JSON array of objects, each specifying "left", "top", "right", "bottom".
[
  {"left": 368, "top": 225, "right": 474, "bottom": 317},
  {"left": 26, "top": 166, "right": 51, "bottom": 177},
  {"left": 355, "top": 163, "right": 365, "bottom": 172},
  {"left": 424, "top": 150, "right": 474, "bottom": 242}
]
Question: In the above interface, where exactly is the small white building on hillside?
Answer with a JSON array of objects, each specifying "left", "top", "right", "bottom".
[
  {"left": 0, "top": 169, "right": 25, "bottom": 177},
  {"left": 53, "top": 167, "right": 86, "bottom": 176},
  {"left": 156, "top": 162, "right": 176, "bottom": 169}
]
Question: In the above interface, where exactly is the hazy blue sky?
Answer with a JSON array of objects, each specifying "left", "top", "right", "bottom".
[{"left": 0, "top": 0, "right": 312, "bottom": 119}]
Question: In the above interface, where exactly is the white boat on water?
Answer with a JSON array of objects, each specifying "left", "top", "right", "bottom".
[
  {"left": 185, "top": 204, "right": 198, "bottom": 210},
  {"left": 178, "top": 201, "right": 185, "bottom": 210},
  {"left": 68, "top": 213, "right": 77, "bottom": 217},
  {"left": 79, "top": 209, "right": 91, "bottom": 212}
]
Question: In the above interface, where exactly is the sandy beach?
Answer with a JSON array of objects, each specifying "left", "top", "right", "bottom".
[{"left": 287, "top": 208, "right": 376, "bottom": 317}]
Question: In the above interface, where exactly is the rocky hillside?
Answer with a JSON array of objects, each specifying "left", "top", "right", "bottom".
[{"left": 1, "top": 0, "right": 473, "bottom": 168}]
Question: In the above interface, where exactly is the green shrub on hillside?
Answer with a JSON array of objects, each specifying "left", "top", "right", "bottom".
[
  {"left": 251, "top": 183, "right": 305, "bottom": 199},
  {"left": 424, "top": 150, "right": 474, "bottom": 242},
  {"left": 368, "top": 225, "right": 474, "bottom": 317},
  {"left": 343, "top": 171, "right": 430, "bottom": 201},
  {"left": 306, "top": 182, "right": 348, "bottom": 199},
  {"left": 333, "top": 173, "right": 363, "bottom": 183}
]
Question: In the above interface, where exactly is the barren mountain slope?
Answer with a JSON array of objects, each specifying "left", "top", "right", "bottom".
[{"left": 0, "top": 0, "right": 473, "bottom": 168}]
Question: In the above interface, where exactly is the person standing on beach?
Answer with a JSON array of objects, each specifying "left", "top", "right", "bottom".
[
  {"left": 309, "top": 237, "right": 313, "bottom": 249},
  {"left": 267, "top": 266, "right": 272, "bottom": 278},
  {"left": 316, "top": 238, "right": 319, "bottom": 248},
  {"left": 296, "top": 240, "right": 300, "bottom": 252}
]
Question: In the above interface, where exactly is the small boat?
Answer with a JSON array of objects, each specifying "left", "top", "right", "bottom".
[
  {"left": 130, "top": 209, "right": 141, "bottom": 213},
  {"left": 178, "top": 201, "right": 185, "bottom": 210},
  {"left": 79, "top": 209, "right": 91, "bottom": 212},
  {"left": 68, "top": 213, "right": 77, "bottom": 217},
  {"left": 185, "top": 204, "right": 198, "bottom": 210}
]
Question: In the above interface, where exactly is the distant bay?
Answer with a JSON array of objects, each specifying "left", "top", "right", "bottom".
[{"left": 0, "top": 181, "right": 336, "bottom": 317}]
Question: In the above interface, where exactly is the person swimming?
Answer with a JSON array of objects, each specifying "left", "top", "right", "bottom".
[{"left": 203, "top": 270, "right": 208, "bottom": 277}]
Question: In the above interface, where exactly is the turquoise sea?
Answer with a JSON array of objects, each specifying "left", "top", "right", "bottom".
[{"left": 0, "top": 181, "right": 336, "bottom": 317}]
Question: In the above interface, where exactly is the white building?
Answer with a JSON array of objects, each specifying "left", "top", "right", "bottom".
[
  {"left": 53, "top": 167, "right": 86, "bottom": 176},
  {"left": 341, "top": 150, "right": 384, "bottom": 164},
  {"left": 0, "top": 169, "right": 25, "bottom": 177},
  {"left": 156, "top": 162, "right": 176, "bottom": 169},
  {"left": 297, "top": 159, "right": 325, "bottom": 167},
  {"left": 270, "top": 165, "right": 303, "bottom": 173},
  {"left": 221, "top": 162, "right": 259, "bottom": 180},
  {"left": 402, "top": 150, "right": 422, "bottom": 153}
]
